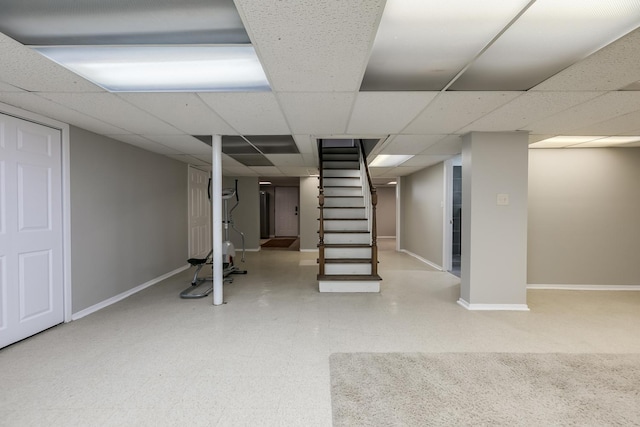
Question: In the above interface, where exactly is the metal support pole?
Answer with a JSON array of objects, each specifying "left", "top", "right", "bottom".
[{"left": 212, "top": 135, "right": 224, "bottom": 306}]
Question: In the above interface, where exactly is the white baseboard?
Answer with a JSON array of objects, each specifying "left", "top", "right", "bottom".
[
  {"left": 400, "top": 249, "right": 443, "bottom": 271},
  {"left": 457, "top": 298, "right": 530, "bottom": 311},
  {"left": 245, "top": 248, "right": 261, "bottom": 252},
  {"left": 71, "top": 264, "right": 190, "bottom": 321},
  {"left": 528, "top": 284, "right": 640, "bottom": 291}
]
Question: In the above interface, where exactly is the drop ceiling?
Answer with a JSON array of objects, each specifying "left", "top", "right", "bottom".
[{"left": 1, "top": 0, "right": 640, "bottom": 180}]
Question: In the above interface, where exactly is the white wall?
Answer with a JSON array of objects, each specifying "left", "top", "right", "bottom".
[
  {"left": 528, "top": 148, "right": 640, "bottom": 286},
  {"left": 70, "top": 127, "right": 188, "bottom": 313},
  {"left": 376, "top": 186, "right": 397, "bottom": 238},
  {"left": 399, "top": 163, "right": 444, "bottom": 267}
]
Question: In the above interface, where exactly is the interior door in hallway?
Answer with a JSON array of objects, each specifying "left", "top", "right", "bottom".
[
  {"left": 275, "top": 186, "right": 299, "bottom": 237},
  {"left": 0, "top": 113, "right": 64, "bottom": 348},
  {"left": 188, "top": 166, "right": 211, "bottom": 258}
]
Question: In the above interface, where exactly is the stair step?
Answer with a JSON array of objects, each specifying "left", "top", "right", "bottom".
[
  {"left": 324, "top": 245, "right": 371, "bottom": 259},
  {"left": 324, "top": 196, "right": 364, "bottom": 208},
  {"left": 323, "top": 230, "right": 369, "bottom": 234},
  {"left": 317, "top": 274, "right": 381, "bottom": 281},
  {"left": 324, "top": 258, "right": 372, "bottom": 264},
  {"left": 323, "top": 161, "right": 359, "bottom": 169},
  {"left": 324, "top": 177, "right": 361, "bottom": 187},
  {"left": 322, "top": 147, "right": 359, "bottom": 154},
  {"left": 323, "top": 169, "right": 360, "bottom": 177},
  {"left": 322, "top": 207, "right": 366, "bottom": 219}
]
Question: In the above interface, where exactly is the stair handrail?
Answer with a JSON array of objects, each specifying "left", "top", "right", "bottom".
[
  {"left": 357, "top": 139, "right": 378, "bottom": 276},
  {"left": 317, "top": 139, "right": 325, "bottom": 276}
]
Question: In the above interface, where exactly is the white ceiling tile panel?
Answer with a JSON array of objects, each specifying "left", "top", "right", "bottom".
[
  {"left": 141, "top": 135, "right": 212, "bottom": 155},
  {"left": 198, "top": 92, "right": 290, "bottom": 134},
  {"left": 249, "top": 166, "right": 283, "bottom": 176},
  {"left": 395, "top": 164, "right": 446, "bottom": 175},
  {"left": 0, "top": 92, "right": 129, "bottom": 134},
  {"left": 380, "top": 135, "right": 446, "bottom": 155},
  {"left": 235, "top": 0, "right": 385, "bottom": 92},
  {"left": 264, "top": 154, "right": 304, "bottom": 166},
  {"left": 277, "top": 166, "right": 317, "bottom": 176},
  {"left": 418, "top": 135, "right": 462, "bottom": 155},
  {"left": 278, "top": 92, "right": 355, "bottom": 134},
  {"left": 348, "top": 92, "right": 438, "bottom": 134},
  {"left": 118, "top": 93, "right": 236, "bottom": 135},
  {"left": 38, "top": 93, "right": 182, "bottom": 135},
  {"left": 570, "top": 109, "right": 640, "bottom": 136},
  {"left": 190, "top": 155, "right": 213, "bottom": 165},
  {"left": 460, "top": 92, "right": 604, "bottom": 133},
  {"left": 526, "top": 92, "right": 640, "bottom": 134},
  {"left": 302, "top": 153, "right": 317, "bottom": 167},
  {"left": 0, "top": 82, "right": 24, "bottom": 91},
  {"left": 0, "top": 33, "right": 103, "bottom": 92},
  {"left": 165, "top": 154, "right": 210, "bottom": 166},
  {"left": 104, "top": 134, "right": 181, "bottom": 155},
  {"left": 404, "top": 92, "right": 521, "bottom": 134},
  {"left": 533, "top": 28, "right": 640, "bottom": 91},
  {"left": 400, "top": 155, "right": 451, "bottom": 168},
  {"left": 223, "top": 167, "right": 257, "bottom": 176},
  {"left": 293, "top": 134, "right": 316, "bottom": 154}
]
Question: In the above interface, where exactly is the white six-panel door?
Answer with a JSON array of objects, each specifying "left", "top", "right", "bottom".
[
  {"left": 274, "top": 186, "right": 299, "bottom": 237},
  {"left": 188, "top": 166, "right": 211, "bottom": 258},
  {"left": 0, "top": 113, "right": 64, "bottom": 348}
]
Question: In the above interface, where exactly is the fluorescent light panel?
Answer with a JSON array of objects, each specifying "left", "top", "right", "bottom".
[
  {"left": 34, "top": 45, "right": 270, "bottom": 92},
  {"left": 369, "top": 154, "right": 414, "bottom": 167},
  {"left": 362, "top": 0, "right": 640, "bottom": 91}
]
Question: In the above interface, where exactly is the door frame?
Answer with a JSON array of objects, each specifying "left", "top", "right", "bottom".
[
  {"left": 1, "top": 102, "right": 72, "bottom": 322},
  {"left": 187, "top": 165, "right": 211, "bottom": 258}
]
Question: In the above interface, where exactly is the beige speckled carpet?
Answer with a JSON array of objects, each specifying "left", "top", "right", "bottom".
[{"left": 330, "top": 353, "right": 640, "bottom": 426}]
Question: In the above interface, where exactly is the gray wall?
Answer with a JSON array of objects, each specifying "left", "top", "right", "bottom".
[
  {"left": 300, "top": 177, "right": 319, "bottom": 250},
  {"left": 376, "top": 186, "right": 397, "bottom": 237},
  {"left": 70, "top": 127, "right": 188, "bottom": 313},
  {"left": 399, "top": 163, "right": 444, "bottom": 266},
  {"left": 222, "top": 176, "right": 260, "bottom": 251},
  {"left": 528, "top": 148, "right": 640, "bottom": 285}
]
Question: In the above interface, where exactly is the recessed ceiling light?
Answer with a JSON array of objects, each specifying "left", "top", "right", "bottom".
[
  {"left": 529, "top": 135, "right": 640, "bottom": 148},
  {"left": 369, "top": 154, "right": 413, "bottom": 167},
  {"left": 386, "top": 181, "right": 397, "bottom": 185},
  {"left": 572, "top": 136, "right": 640, "bottom": 148},
  {"left": 259, "top": 181, "right": 272, "bottom": 185},
  {"left": 33, "top": 45, "right": 270, "bottom": 92}
]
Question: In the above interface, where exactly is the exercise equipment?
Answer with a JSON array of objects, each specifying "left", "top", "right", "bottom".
[{"left": 180, "top": 179, "right": 247, "bottom": 299}]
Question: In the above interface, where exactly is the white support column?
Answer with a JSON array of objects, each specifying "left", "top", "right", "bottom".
[
  {"left": 459, "top": 132, "right": 529, "bottom": 311},
  {"left": 212, "top": 135, "right": 224, "bottom": 306}
]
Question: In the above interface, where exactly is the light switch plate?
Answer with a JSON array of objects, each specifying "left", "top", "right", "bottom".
[{"left": 497, "top": 193, "right": 509, "bottom": 206}]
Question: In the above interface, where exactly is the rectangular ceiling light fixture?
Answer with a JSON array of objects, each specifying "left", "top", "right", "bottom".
[
  {"left": 362, "top": 0, "right": 640, "bottom": 91},
  {"left": 34, "top": 45, "right": 270, "bottom": 92},
  {"left": 369, "top": 154, "right": 414, "bottom": 167}
]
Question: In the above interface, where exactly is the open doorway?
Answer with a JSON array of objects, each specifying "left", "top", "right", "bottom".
[
  {"left": 259, "top": 177, "right": 300, "bottom": 251},
  {"left": 444, "top": 155, "right": 462, "bottom": 277}
]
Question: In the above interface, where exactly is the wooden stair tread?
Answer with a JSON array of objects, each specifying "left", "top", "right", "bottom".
[
  {"left": 322, "top": 243, "right": 371, "bottom": 248},
  {"left": 320, "top": 230, "right": 369, "bottom": 234},
  {"left": 317, "top": 274, "right": 382, "bottom": 281},
  {"left": 324, "top": 258, "right": 372, "bottom": 264},
  {"left": 318, "top": 218, "right": 367, "bottom": 221},
  {"left": 324, "top": 195, "right": 363, "bottom": 198},
  {"left": 319, "top": 206, "right": 365, "bottom": 209}
]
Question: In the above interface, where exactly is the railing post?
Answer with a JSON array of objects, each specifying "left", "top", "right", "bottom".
[
  {"left": 317, "top": 140, "right": 325, "bottom": 276},
  {"left": 371, "top": 188, "right": 378, "bottom": 276}
]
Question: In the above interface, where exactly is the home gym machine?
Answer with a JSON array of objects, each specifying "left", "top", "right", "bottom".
[{"left": 180, "top": 179, "right": 247, "bottom": 299}]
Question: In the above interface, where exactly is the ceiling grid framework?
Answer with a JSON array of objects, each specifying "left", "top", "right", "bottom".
[{"left": 0, "top": 0, "right": 639, "bottom": 178}]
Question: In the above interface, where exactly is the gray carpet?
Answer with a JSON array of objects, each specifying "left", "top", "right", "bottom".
[{"left": 330, "top": 353, "right": 640, "bottom": 426}]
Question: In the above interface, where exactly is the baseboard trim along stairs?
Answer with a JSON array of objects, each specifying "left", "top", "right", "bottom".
[{"left": 317, "top": 141, "right": 381, "bottom": 293}]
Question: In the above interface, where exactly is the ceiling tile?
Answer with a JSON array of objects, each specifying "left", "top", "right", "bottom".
[
  {"left": 246, "top": 135, "right": 299, "bottom": 154},
  {"left": 38, "top": 93, "right": 182, "bottom": 134},
  {"left": 166, "top": 154, "right": 210, "bottom": 167},
  {"left": 394, "top": 164, "right": 446, "bottom": 175},
  {"left": 118, "top": 93, "right": 236, "bottom": 135},
  {"left": 533, "top": 27, "right": 640, "bottom": 91},
  {"left": 223, "top": 166, "right": 257, "bottom": 176},
  {"left": 404, "top": 92, "right": 521, "bottom": 134},
  {"left": 277, "top": 166, "right": 318, "bottom": 176},
  {"left": 0, "top": 33, "right": 103, "bottom": 92},
  {"left": 418, "top": 135, "right": 462, "bottom": 155},
  {"left": 278, "top": 92, "right": 355, "bottom": 134},
  {"left": 235, "top": 0, "right": 385, "bottom": 92},
  {"left": 347, "top": 92, "right": 438, "bottom": 134},
  {"left": 105, "top": 134, "right": 181, "bottom": 155},
  {"left": 264, "top": 154, "right": 305, "bottom": 166},
  {"left": 248, "top": 166, "right": 283, "bottom": 176},
  {"left": 0, "top": 81, "right": 24, "bottom": 92},
  {"left": 527, "top": 92, "right": 640, "bottom": 134},
  {"left": 379, "top": 135, "right": 446, "bottom": 155},
  {"left": 459, "top": 91, "right": 604, "bottom": 132},
  {"left": 198, "top": 92, "right": 290, "bottom": 134},
  {"left": 141, "top": 135, "right": 212, "bottom": 155},
  {"left": 293, "top": 135, "right": 316, "bottom": 154},
  {"left": 0, "top": 92, "right": 129, "bottom": 134},
  {"left": 572, "top": 109, "right": 640, "bottom": 136},
  {"left": 302, "top": 153, "right": 317, "bottom": 167}
]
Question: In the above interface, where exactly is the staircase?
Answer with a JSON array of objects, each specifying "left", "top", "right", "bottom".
[{"left": 317, "top": 140, "right": 381, "bottom": 292}]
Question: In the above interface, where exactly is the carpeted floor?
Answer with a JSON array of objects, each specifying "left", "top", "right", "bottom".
[
  {"left": 260, "top": 238, "right": 297, "bottom": 248},
  {"left": 330, "top": 352, "right": 640, "bottom": 426}
]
